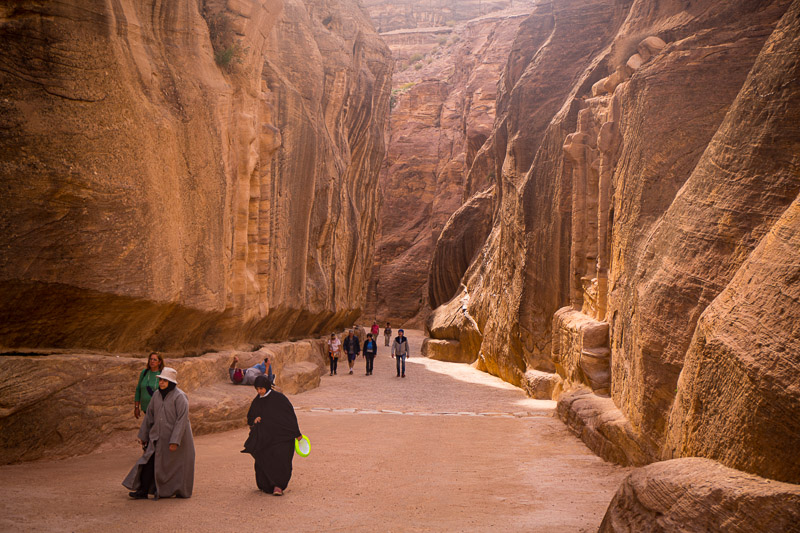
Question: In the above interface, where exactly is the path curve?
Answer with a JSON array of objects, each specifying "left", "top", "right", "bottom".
[{"left": 0, "top": 330, "right": 628, "bottom": 532}]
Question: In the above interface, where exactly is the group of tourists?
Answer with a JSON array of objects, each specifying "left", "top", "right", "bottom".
[
  {"left": 124, "top": 352, "right": 302, "bottom": 500},
  {"left": 327, "top": 322, "right": 411, "bottom": 378},
  {"left": 123, "top": 321, "right": 410, "bottom": 500}
]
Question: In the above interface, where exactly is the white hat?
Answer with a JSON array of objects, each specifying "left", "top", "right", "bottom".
[{"left": 159, "top": 367, "right": 178, "bottom": 384}]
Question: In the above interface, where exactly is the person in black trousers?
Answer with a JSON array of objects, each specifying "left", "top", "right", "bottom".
[{"left": 363, "top": 333, "right": 378, "bottom": 375}]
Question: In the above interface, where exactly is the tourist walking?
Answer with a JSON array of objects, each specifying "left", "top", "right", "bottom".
[
  {"left": 241, "top": 375, "right": 303, "bottom": 496},
  {"left": 370, "top": 321, "right": 380, "bottom": 338},
  {"left": 134, "top": 352, "right": 163, "bottom": 419},
  {"left": 123, "top": 367, "right": 195, "bottom": 499},
  {"left": 343, "top": 329, "right": 361, "bottom": 374},
  {"left": 384, "top": 323, "right": 392, "bottom": 346},
  {"left": 363, "top": 333, "right": 378, "bottom": 375},
  {"left": 328, "top": 333, "right": 341, "bottom": 375},
  {"left": 391, "top": 329, "right": 410, "bottom": 378}
]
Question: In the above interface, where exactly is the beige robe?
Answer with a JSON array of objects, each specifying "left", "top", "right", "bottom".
[{"left": 123, "top": 387, "right": 195, "bottom": 498}]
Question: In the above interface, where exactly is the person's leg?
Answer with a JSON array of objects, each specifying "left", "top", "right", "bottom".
[
  {"left": 135, "top": 450, "right": 156, "bottom": 497},
  {"left": 329, "top": 355, "right": 334, "bottom": 375},
  {"left": 401, "top": 355, "right": 406, "bottom": 377},
  {"left": 348, "top": 354, "right": 355, "bottom": 374},
  {"left": 396, "top": 355, "right": 401, "bottom": 376},
  {"left": 333, "top": 357, "right": 338, "bottom": 374}
]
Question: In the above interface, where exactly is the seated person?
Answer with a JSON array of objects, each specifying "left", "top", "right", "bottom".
[{"left": 230, "top": 355, "right": 274, "bottom": 386}]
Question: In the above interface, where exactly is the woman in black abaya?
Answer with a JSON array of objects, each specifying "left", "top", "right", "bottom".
[{"left": 242, "top": 375, "right": 303, "bottom": 495}]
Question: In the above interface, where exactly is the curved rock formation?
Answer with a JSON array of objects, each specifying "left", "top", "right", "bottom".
[
  {"left": 0, "top": 0, "right": 391, "bottom": 353},
  {"left": 427, "top": 0, "right": 800, "bottom": 488},
  {"left": 362, "top": 3, "right": 533, "bottom": 327},
  {"left": 599, "top": 458, "right": 800, "bottom": 533}
]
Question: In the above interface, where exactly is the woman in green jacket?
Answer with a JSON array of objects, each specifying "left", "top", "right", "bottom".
[{"left": 134, "top": 352, "right": 163, "bottom": 419}]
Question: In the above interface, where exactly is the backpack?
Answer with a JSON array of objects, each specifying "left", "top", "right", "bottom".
[{"left": 232, "top": 368, "right": 244, "bottom": 384}]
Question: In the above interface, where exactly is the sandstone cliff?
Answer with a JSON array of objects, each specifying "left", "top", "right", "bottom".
[
  {"left": 427, "top": 0, "right": 800, "bottom": 489},
  {"left": 361, "top": 0, "right": 511, "bottom": 33},
  {"left": 0, "top": 0, "right": 391, "bottom": 353},
  {"left": 362, "top": 3, "right": 534, "bottom": 327}
]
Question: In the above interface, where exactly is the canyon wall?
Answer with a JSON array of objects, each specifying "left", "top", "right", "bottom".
[
  {"left": 362, "top": 2, "right": 534, "bottom": 327},
  {"left": 427, "top": 0, "right": 800, "bottom": 488},
  {"left": 0, "top": 0, "right": 392, "bottom": 353},
  {"left": 360, "top": 0, "right": 511, "bottom": 33}
]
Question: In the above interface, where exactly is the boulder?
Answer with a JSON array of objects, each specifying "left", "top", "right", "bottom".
[
  {"left": 599, "top": 458, "right": 800, "bottom": 533},
  {"left": 522, "top": 370, "right": 562, "bottom": 400},
  {"left": 557, "top": 388, "right": 650, "bottom": 467},
  {"left": 636, "top": 36, "right": 666, "bottom": 62}
]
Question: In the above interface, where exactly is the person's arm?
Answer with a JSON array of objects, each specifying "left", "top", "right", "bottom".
[
  {"left": 169, "top": 392, "right": 190, "bottom": 451},
  {"left": 134, "top": 369, "right": 146, "bottom": 419},
  {"left": 137, "top": 394, "right": 155, "bottom": 446}
]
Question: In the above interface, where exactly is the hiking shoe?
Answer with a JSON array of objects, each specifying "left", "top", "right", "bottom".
[
  {"left": 128, "top": 491, "right": 148, "bottom": 500},
  {"left": 349, "top": 370, "right": 353, "bottom": 374},
  {"left": 273, "top": 487, "right": 283, "bottom": 496},
  {"left": 402, "top": 374, "right": 405, "bottom": 378}
]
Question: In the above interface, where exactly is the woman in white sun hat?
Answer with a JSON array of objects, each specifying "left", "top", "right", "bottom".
[{"left": 123, "top": 366, "right": 195, "bottom": 499}]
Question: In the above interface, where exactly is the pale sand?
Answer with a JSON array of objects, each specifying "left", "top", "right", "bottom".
[{"left": 0, "top": 330, "right": 629, "bottom": 532}]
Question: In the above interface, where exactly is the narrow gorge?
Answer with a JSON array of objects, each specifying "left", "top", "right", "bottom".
[{"left": 1, "top": 0, "right": 799, "bottom": 530}]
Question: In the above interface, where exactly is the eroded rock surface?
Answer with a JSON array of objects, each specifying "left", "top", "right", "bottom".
[
  {"left": 0, "top": 0, "right": 391, "bottom": 353},
  {"left": 363, "top": 3, "right": 534, "bottom": 327},
  {"left": 426, "top": 0, "right": 800, "bottom": 485},
  {"left": 599, "top": 458, "right": 800, "bottom": 533},
  {"left": 0, "top": 339, "right": 326, "bottom": 464}
]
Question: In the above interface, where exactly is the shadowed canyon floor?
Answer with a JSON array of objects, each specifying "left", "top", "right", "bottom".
[{"left": 0, "top": 331, "right": 628, "bottom": 532}]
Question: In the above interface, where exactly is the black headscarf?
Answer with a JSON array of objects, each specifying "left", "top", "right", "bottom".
[
  {"left": 253, "top": 375, "right": 271, "bottom": 391},
  {"left": 159, "top": 381, "right": 176, "bottom": 398}
]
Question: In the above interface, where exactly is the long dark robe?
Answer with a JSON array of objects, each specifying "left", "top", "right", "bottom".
[{"left": 241, "top": 391, "right": 301, "bottom": 492}]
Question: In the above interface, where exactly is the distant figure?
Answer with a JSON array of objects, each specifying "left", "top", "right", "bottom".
[
  {"left": 391, "top": 329, "right": 410, "bottom": 378},
  {"left": 123, "top": 367, "right": 195, "bottom": 499},
  {"left": 241, "top": 375, "right": 303, "bottom": 496},
  {"left": 384, "top": 323, "right": 392, "bottom": 346},
  {"left": 230, "top": 355, "right": 274, "bottom": 387},
  {"left": 328, "top": 333, "right": 341, "bottom": 376},
  {"left": 134, "top": 352, "right": 163, "bottom": 419},
  {"left": 343, "top": 329, "right": 361, "bottom": 375},
  {"left": 370, "top": 321, "right": 380, "bottom": 338},
  {"left": 363, "top": 333, "right": 378, "bottom": 375}
]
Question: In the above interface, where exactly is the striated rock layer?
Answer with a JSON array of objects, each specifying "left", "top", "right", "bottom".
[
  {"left": 361, "top": 0, "right": 511, "bottom": 33},
  {"left": 599, "top": 458, "right": 800, "bottom": 533},
  {"left": 427, "top": 0, "right": 800, "bottom": 486},
  {"left": 0, "top": 339, "right": 327, "bottom": 464},
  {"left": 363, "top": 3, "right": 533, "bottom": 327},
  {"left": 0, "top": 0, "right": 391, "bottom": 353}
]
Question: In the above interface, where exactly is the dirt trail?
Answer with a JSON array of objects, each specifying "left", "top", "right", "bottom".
[{"left": 0, "top": 330, "right": 629, "bottom": 532}]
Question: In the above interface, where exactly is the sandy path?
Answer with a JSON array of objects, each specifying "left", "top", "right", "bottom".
[{"left": 0, "top": 330, "right": 629, "bottom": 532}]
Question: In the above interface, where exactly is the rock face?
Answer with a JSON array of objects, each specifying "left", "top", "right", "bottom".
[
  {"left": 0, "top": 0, "right": 391, "bottom": 353},
  {"left": 361, "top": 0, "right": 511, "bottom": 33},
  {"left": 362, "top": 3, "right": 533, "bottom": 327},
  {"left": 427, "top": 0, "right": 800, "bottom": 487},
  {"left": 0, "top": 339, "right": 327, "bottom": 464},
  {"left": 599, "top": 458, "right": 800, "bottom": 533}
]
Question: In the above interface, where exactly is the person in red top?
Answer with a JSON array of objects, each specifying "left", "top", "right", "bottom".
[{"left": 370, "top": 321, "right": 380, "bottom": 337}]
